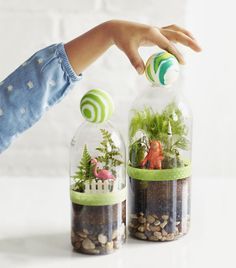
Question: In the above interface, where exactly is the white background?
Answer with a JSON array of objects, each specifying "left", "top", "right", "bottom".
[{"left": 0, "top": 0, "right": 235, "bottom": 179}]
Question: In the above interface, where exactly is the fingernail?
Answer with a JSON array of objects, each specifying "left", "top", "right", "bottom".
[{"left": 136, "top": 66, "right": 143, "bottom": 74}]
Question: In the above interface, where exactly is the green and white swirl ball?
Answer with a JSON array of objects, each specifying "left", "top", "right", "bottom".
[
  {"left": 80, "top": 89, "right": 114, "bottom": 123},
  {"left": 145, "top": 51, "right": 180, "bottom": 86}
]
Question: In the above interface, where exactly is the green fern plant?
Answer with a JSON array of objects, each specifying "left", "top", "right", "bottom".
[
  {"left": 72, "top": 145, "right": 94, "bottom": 192},
  {"left": 129, "top": 102, "right": 190, "bottom": 169},
  {"left": 96, "top": 129, "right": 123, "bottom": 176}
]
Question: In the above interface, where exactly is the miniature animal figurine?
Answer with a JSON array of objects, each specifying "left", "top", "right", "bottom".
[
  {"left": 140, "top": 140, "right": 164, "bottom": 169},
  {"left": 91, "top": 158, "right": 115, "bottom": 180}
]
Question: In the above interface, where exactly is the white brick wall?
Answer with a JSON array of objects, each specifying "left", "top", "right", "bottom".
[{"left": 0, "top": 0, "right": 187, "bottom": 177}]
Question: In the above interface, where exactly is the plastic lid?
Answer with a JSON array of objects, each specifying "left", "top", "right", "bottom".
[
  {"left": 80, "top": 89, "right": 114, "bottom": 123},
  {"left": 145, "top": 51, "right": 180, "bottom": 87}
]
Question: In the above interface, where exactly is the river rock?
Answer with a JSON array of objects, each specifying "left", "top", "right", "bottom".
[
  {"left": 82, "top": 238, "right": 95, "bottom": 250},
  {"left": 147, "top": 215, "right": 155, "bottom": 224},
  {"left": 98, "top": 234, "right": 108, "bottom": 244},
  {"left": 135, "top": 232, "right": 147, "bottom": 240}
]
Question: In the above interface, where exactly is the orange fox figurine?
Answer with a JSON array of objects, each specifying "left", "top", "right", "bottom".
[{"left": 140, "top": 140, "right": 164, "bottom": 169}]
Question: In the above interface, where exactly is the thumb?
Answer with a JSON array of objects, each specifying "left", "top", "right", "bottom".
[{"left": 125, "top": 45, "right": 145, "bottom": 75}]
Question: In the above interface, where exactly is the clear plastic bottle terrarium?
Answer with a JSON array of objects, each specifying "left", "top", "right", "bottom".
[
  {"left": 128, "top": 51, "right": 192, "bottom": 242},
  {"left": 70, "top": 89, "right": 126, "bottom": 255}
]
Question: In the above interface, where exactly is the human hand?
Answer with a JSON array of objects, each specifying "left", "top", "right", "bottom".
[{"left": 108, "top": 20, "right": 201, "bottom": 74}]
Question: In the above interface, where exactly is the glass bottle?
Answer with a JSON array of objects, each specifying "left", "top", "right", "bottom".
[
  {"left": 128, "top": 52, "right": 192, "bottom": 241},
  {"left": 70, "top": 89, "right": 126, "bottom": 254}
]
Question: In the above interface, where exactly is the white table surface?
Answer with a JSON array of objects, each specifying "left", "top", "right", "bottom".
[{"left": 0, "top": 176, "right": 235, "bottom": 268}]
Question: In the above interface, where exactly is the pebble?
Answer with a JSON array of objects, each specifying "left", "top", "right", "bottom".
[
  {"left": 74, "top": 241, "right": 81, "bottom": 249},
  {"left": 138, "top": 216, "right": 146, "bottom": 224},
  {"left": 154, "top": 220, "right": 161, "bottom": 226},
  {"left": 146, "top": 223, "right": 151, "bottom": 231},
  {"left": 160, "top": 220, "right": 168, "bottom": 229},
  {"left": 82, "top": 238, "right": 95, "bottom": 250},
  {"left": 162, "top": 229, "right": 168, "bottom": 236},
  {"left": 83, "top": 229, "right": 89, "bottom": 235},
  {"left": 87, "top": 249, "right": 100, "bottom": 254},
  {"left": 98, "top": 234, "right": 108, "bottom": 244},
  {"left": 150, "top": 225, "right": 161, "bottom": 232},
  {"left": 162, "top": 215, "right": 169, "bottom": 221},
  {"left": 135, "top": 232, "right": 147, "bottom": 240},
  {"left": 147, "top": 215, "right": 155, "bottom": 224},
  {"left": 149, "top": 236, "right": 160, "bottom": 241},
  {"left": 153, "top": 231, "right": 162, "bottom": 239},
  {"left": 139, "top": 212, "right": 144, "bottom": 216},
  {"left": 78, "top": 231, "right": 87, "bottom": 239},
  {"left": 166, "top": 233, "right": 175, "bottom": 241},
  {"left": 106, "top": 241, "right": 114, "bottom": 251},
  {"left": 138, "top": 225, "right": 145, "bottom": 232}
]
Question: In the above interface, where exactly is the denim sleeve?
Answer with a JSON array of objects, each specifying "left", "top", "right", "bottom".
[{"left": 0, "top": 43, "right": 82, "bottom": 153}]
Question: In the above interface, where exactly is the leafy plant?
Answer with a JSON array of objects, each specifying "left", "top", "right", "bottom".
[
  {"left": 72, "top": 145, "right": 94, "bottom": 192},
  {"left": 129, "top": 102, "right": 190, "bottom": 169},
  {"left": 96, "top": 129, "right": 123, "bottom": 176}
]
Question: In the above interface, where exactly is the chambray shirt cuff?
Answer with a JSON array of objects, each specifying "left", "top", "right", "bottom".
[{"left": 57, "top": 43, "right": 82, "bottom": 82}]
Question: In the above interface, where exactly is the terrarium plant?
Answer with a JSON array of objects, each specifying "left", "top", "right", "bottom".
[
  {"left": 71, "top": 129, "right": 123, "bottom": 192},
  {"left": 96, "top": 129, "right": 123, "bottom": 176},
  {"left": 72, "top": 145, "right": 94, "bottom": 192},
  {"left": 129, "top": 102, "right": 190, "bottom": 169}
]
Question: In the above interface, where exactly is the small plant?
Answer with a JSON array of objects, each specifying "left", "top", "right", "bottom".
[
  {"left": 72, "top": 129, "right": 123, "bottom": 191},
  {"left": 72, "top": 145, "right": 94, "bottom": 192},
  {"left": 129, "top": 102, "right": 189, "bottom": 169},
  {"left": 96, "top": 129, "right": 123, "bottom": 176}
]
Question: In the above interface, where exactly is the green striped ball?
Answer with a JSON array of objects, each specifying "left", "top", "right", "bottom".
[
  {"left": 80, "top": 89, "right": 114, "bottom": 123},
  {"left": 145, "top": 51, "right": 179, "bottom": 86}
]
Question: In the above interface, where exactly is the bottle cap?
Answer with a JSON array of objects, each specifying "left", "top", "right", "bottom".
[
  {"left": 80, "top": 89, "right": 114, "bottom": 123},
  {"left": 145, "top": 51, "right": 180, "bottom": 87}
]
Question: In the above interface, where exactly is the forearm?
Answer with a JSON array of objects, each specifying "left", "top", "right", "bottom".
[{"left": 64, "top": 21, "right": 113, "bottom": 75}]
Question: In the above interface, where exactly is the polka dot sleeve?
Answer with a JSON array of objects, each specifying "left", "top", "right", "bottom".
[{"left": 0, "top": 43, "right": 82, "bottom": 153}]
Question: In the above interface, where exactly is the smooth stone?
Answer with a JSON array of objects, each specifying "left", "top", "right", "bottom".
[
  {"left": 149, "top": 235, "right": 160, "bottom": 241},
  {"left": 138, "top": 225, "right": 145, "bottom": 232},
  {"left": 74, "top": 241, "right": 81, "bottom": 249},
  {"left": 146, "top": 223, "right": 151, "bottom": 231},
  {"left": 98, "top": 234, "right": 108, "bottom": 244},
  {"left": 147, "top": 215, "right": 155, "bottom": 224},
  {"left": 153, "top": 231, "right": 162, "bottom": 239},
  {"left": 138, "top": 216, "right": 146, "bottom": 224},
  {"left": 83, "top": 228, "right": 89, "bottom": 235},
  {"left": 166, "top": 233, "right": 175, "bottom": 241},
  {"left": 150, "top": 225, "right": 161, "bottom": 232},
  {"left": 106, "top": 241, "right": 114, "bottom": 251},
  {"left": 162, "top": 229, "right": 168, "bottom": 236},
  {"left": 82, "top": 238, "right": 95, "bottom": 250},
  {"left": 86, "top": 249, "right": 100, "bottom": 254},
  {"left": 154, "top": 220, "right": 161, "bottom": 226},
  {"left": 78, "top": 231, "right": 87, "bottom": 239},
  {"left": 160, "top": 220, "right": 168, "bottom": 229},
  {"left": 135, "top": 232, "right": 147, "bottom": 240},
  {"left": 162, "top": 215, "right": 169, "bottom": 221}
]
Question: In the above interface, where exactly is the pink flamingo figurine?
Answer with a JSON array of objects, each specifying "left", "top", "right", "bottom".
[{"left": 91, "top": 158, "right": 115, "bottom": 180}]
